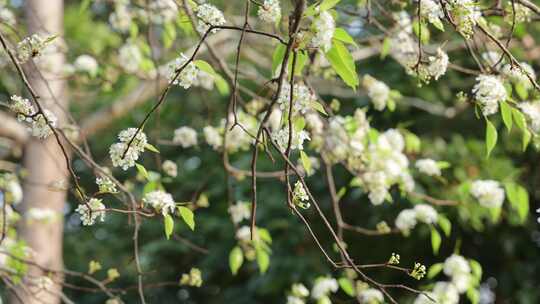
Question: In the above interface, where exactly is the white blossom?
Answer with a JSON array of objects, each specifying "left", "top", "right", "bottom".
[
  {"left": 293, "top": 181, "right": 310, "bottom": 209},
  {"left": 431, "top": 281, "right": 460, "bottom": 304},
  {"left": 109, "top": 2, "right": 132, "bottom": 32},
  {"left": 420, "top": 0, "right": 444, "bottom": 29},
  {"left": 109, "top": 128, "right": 147, "bottom": 170},
  {"left": 395, "top": 209, "right": 417, "bottom": 232},
  {"left": 143, "top": 190, "right": 176, "bottom": 216},
  {"left": 203, "top": 126, "right": 223, "bottom": 150},
  {"left": 291, "top": 283, "right": 309, "bottom": 298},
  {"left": 148, "top": 0, "right": 178, "bottom": 24},
  {"left": 414, "top": 204, "right": 438, "bottom": 224},
  {"left": 30, "top": 110, "right": 57, "bottom": 139},
  {"left": 286, "top": 296, "right": 305, "bottom": 304},
  {"left": 277, "top": 83, "right": 317, "bottom": 115},
  {"left": 0, "top": 6, "right": 16, "bottom": 26},
  {"left": 358, "top": 288, "right": 384, "bottom": 304},
  {"left": 448, "top": 0, "right": 481, "bottom": 39},
  {"left": 363, "top": 75, "right": 390, "bottom": 111},
  {"left": 75, "top": 198, "right": 106, "bottom": 226},
  {"left": 228, "top": 201, "right": 251, "bottom": 224},
  {"left": 258, "top": 0, "right": 281, "bottom": 23},
  {"left": 311, "top": 11, "right": 335, "bottom": 52},
  {"left": 162, "top": 160, "right": 178, "bottom": 177},
  {"left": 16, "top": 34, "right": 56, "bottom": 63},
  {"left": 426, "top": 48, "right": 449, "bottom": 80},
  {"left": 470, "top": 179, "right": 505, "bottom": 208},
  {"left": 472, "top": 75, "right": 507, "bottom": 116},
  {"left": 96, "top": 176, "right": 118, "bottom": 193},
  {"left": 74, "top": 54, "right": 98, "bottom": 76},
  {"left": 501, "top": 62, "right": 536, "bottom": 89},
  {"left": 235, "top": 225, "right": 251, "bottom": 241},
  {"left": 118, "top": 43, "right": 143, "bottom": 74},
  {"left": 518, "top": 101, "right": 540, "bottom": 133},
  {"left": 196, "top": 4, "right": 226, "bottom": 34},
  {"left": 415, "top": 158, "right": 441, "bottom": 177},
  {"left": 9, "top": 95, "right": 35, "bottom": 120},
  {"left": 168, "top": 53, "right": 199, "bottom": 89},
  {"left": 311, "top": 277, "right": 338, "bottom": 300},
  {"left": 173, "top": 126, "right": 198, "bottom": 148},
  {"left": 444, "top": 254, "right": 471, "bottom": 277},
  {"left": 272, "top": 127, "right": 310, "bottom": 152}
]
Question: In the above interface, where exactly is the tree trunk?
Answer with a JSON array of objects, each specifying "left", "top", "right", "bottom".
[{"left": 10, "top": 0, "right": 67, "bottom": 303}]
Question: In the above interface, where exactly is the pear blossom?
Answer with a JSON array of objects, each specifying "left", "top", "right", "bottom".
[
  {"left": 258, "top": 0, "right": 281, "bottom": 23},
  {"left": 472, "top": 75, "right": 507, "bottom": 116},
  {"left": 470, "top": 180, "right": 505, "bottom": 208},
  {"left": 173, "top": 126, "right": 198, "bottom": 148},
  {"left": 143, "top": 190, "right": 176, "bottom": 216},
  {"left": 415, "top": 158, "right": 441, "bottom": 177},
  {"left": 75, "top": 198, "right": 106, "bottom": 226},
  {"left": 196, "top": 4, "right": 226, "bottom": 34},
  {"left": 228, "top": 201, "right": 251, "bottom": 224},
  {"left": 311, "top": 11, "right": 335, "bottom": 52}
]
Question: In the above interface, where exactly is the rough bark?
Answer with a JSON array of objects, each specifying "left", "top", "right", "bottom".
[{"left": 10, "top": 0, "right": 67, "bottom": 303}]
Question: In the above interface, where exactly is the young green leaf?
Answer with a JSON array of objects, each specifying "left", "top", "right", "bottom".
[
  {"left": 499, "top": 100, "right": 512, "bottom": 132},
  {"left": 437, "top": 215, "right": 452, "bottom": 237},
  {"left": 309, "top": 101, "right": 328, "bottom": 115},
  {"left": 333, "top": 28, "right": 358, "bottom": 48},
  {"left": 380, "top": 37, "right": 391, "bottom": 59},
  {"left": 431, "top": 228, "right": 442, "bottom": 255},
  {"left": 427, "top": 262, "right": 443, "bottom": 279},
  {"left": 164, "top": 214, "right": 174, "bottom": 240},
  {"left": 229, "top": 246, "right": 244, "bottom": 275},
  {"left": 505, "top": 182, "right": 529, "bottom": 223},
  {"left": 256, "top": 248, "right": 270, "bottom": 274},
  {"left": 326, "top": 40, "right": 359, "bottom": 90},
  {"left": 135, "top": 163, "right": 149, "bottom": 180},
  {"left": 145, "top": 143, "right": 160, "bottom": 153},
  {"left": 177, "top": 206, "right": 195, "bottom": 231},
  {"left": 338, "top": 277, "right": 355, "bottom": 296},
  {"left": 485, "top": 119, "right": 497, "bottom": 158},
  {"left": 300, "top": 151, "right": 312, "bottom": 175}
]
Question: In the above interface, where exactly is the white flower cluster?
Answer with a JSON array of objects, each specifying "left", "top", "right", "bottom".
[
  {"left": 395, "top": 204, "right": 438, "bottom": 232},
  {"left": 16, "top": 34, "right": 56, "bottom": 63},
  {"left": 272, "top": 127, "right": 311, "bottom": 152},
  {"left": 518, "top": 101, "right": 540, "bottom": 133},
  {"left": 96, "top": 176, "right": 117, "bottom": 193},
  {"left": 415, "top": 255, "right": 474, "bottom": 304},
  {"left": 390, "top": 12, "right": 417, "bottom": 69},
  {"left": 196, "top": 4, "right": 226, "bottom": 34},
  {"left": 109, "top": 128, "right": 147, "bottom": 170},
  {"left": 203, "top": 125, "right": 223, "bottom": 150},
  {"left": 118, "top": 43, "right": 143, "bottom": 74},
  {"left": 361, "top": 129, "right": 413, "bottom": 205},
  {"left": 9, "top": 95, "right": 57, "bottom": 139},
  {"left": 148, "top": 0, "right": 178, "bottom": 24},
  {"left": 292, "top": 181, "right": 310, "bottom": 209},
  {"left": 363, "top": 75, "right": 390, "bottom": 111},
  {"left": 258, "top": 0, "right": 281, "bottom": 24},
  {"left": 415, "top": 158, "right": 442, "bottom": 177},
  {"left": 506, "top": 3, "right": 532, "bottom": 23},
  {"left": 472, "top": 75, "right": 507, "bottom": 116},
  {"left": 75, "top": 198, "right": 106, "bottom": 226},
  {"left": 168, "top": 53, "right": 199, "bottom": 89},
  {"left": 320, "top": 109, "right": 370, "bottom": 165},
  {"left": 424, "top": 48, "right": 449, "bottom": 81},
  {"left": 448, "top": 0, "right": 482, "bottom": 39},
  {"left": 173, "top": 126, "right": 198, "bottom": 148},
  {"left": 501, "top": 62, "right": 536, "bottom": 89},
  {"left": 277, "top": 83, "right": 317, "bottom": 115},
  {"left": 470, "top": 180, "right": 505, "bottom": 208},
  {"left": 74, "top": 54, "right": 98, "bottom": 76},
  {"left": 287, "top": 283, "right": 309, "bottom": 304},
  {"left": 311, "top": 277, "right": 338, "bottom": 301},
  {"left": 235, "top": 225, "right": 252, "bottom": 242},
  {"left": 228, "top": 201, "right": 251, "bottom": 224},
  {"left": 420, "top": 0, "right": 444, "bottom": 30},
  {"left": 311, "top": 11, "right": 335, "bottom": 52},
  {"left": 0, "top": 3, "right": 15, "bottom": 26},
  {"left": 224, "top": 111, "right": 258, "bottom": 153},
  {"left": 143, "top": 190, "right": 176, "bottom": 216},
  {"left": 358, "top": 288, "right": 384, "bottom": 304},
  {"left": 162, "top": 160, "right": 178, "bottom": 177},
  {"left": 109, "top": 0, "right": 133, "bottom": 32}
]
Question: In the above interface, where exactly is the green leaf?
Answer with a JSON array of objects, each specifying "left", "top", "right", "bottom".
[
  {"left": 300, "top": 151, "right": 312, "bottom": 175},
  {"left": 194, "top": 60, "right": 217, "bottom": 75},
  {"left": 135, "top": 163, "right": 149, "bottom": 180},
  {"left": 291, "top": 51, "right": 308, "bottom": 76},
  {"left": 163, "top": 22, "right": 177, "bottom": 49},
  {"left": 272, "top": 44, "right": 286, "bottom": 74},
  {"left": 320, "top": 0, "right": 341, "bottom": 11},
  {"left": 505, "top": 182, "right": 529, "bottom": 223},
  {"left": 515, "top": 82, "right": 528, "bottom": 100},
  {"left": 380, "top": 37, "right": 391, "bottom": 59},
  {"left": 256, "top": 248, "right": 270, "bottom": 274},
  {"left": 485, "top": 119, "right": 497, "bottom": 158},
  {"left": 338, "top": 277, "right": 355, "bottom": 297},
  {"left": 333, "top": 28, "right": 358, "bottom": 48},
  {"left": 145, "top": 143, "right": 160, "bottom": 153},
  {"left": 215, "top": 74, "right": 230, "bottom": 96},
  {"left": 522, "top": 129, "right": 531, "bottom": 151},
  {"left": 326, "top": 40, "right": 359, "bottom": 90},
  {"left": 164, "top": 214, "right": 174, "bottom": 240},
  {"left": 469, "top": 259, "right": 483, "bottom": 283},
  {"left": 177, "top": 206, "right": 195, "bottom": 231},
  {"left": 309, "top": 101, "right": 327, "bottom": 115},
  {"left": 467, "top": 288, "right": 480, "bottom": 304},
  {"left": 427, "top": 263, "right": 443, "bottom": 279},
  {"left": 229, "top": 246, "right": 244, "bottom": 275},
  {"left": 512, "top": 108, "right": 527, "bottom": 131},
  {"left": 437, "top": 215, "right": 452, "bottom": 237},
  {"left": 412, "top": 21, "right": 430, "bottom": 44},
  {"left": 294, "top": 117, "right": 306, "bottom": 132},
  {"left": 500, "top": 100, "right": 512, "bottom": 132},
  {"left": 431, "top": 228, "right": 442, "bottom": 255}
]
